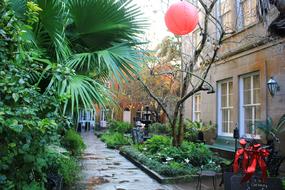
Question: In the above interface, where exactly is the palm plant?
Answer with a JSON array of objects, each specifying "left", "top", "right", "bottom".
[
  {"left": 10, "top": 0, "right": 146, "bottom": 115},
  {"left": 256, "top": 115, "right": 285, "bottom": 143}
]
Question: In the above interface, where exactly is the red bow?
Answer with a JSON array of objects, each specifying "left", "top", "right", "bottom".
[
  {"left": 233, "top": 140, "right": 270, "bottom": 183},
  {"left": 233, "top": 139, "right": 248, "bottom": 173}
]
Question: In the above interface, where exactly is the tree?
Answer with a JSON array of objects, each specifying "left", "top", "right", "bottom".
[
  {"left": 115, "top": 36, "right": 181, "bottom": 121},
  {"left": 138, "top": 0, "right": 235, "bottom": 146},
  {"left": 9, "top": 0, "right": 145, "bottom": 116},
  {"left": 139, "top": 0, "right": 278, "bottom": 147},
  {"left": 0, "top": 0, "right": 146, "bottom": 187}
]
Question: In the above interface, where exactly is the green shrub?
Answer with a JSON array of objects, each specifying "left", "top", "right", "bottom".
[
  {"left": 57, "top": 157, "right": 80, "bottom": 185},
  {"left": 46, "top": 146, "right": 80, "bottom": 186},
  {"left": 101, "top": 132, "right": 130, "bottom": 148},
  {"left": 149, "top": 122, "right": 168, "bottom": 134},
  {"left": 108, "top": 120, "right": 132, "bottom": 134},
  {"left": 184, "top": 120, "right": 216, "bottom": 142},
  {"left": 184, "top": 120, "right": 202, "bottom": 142},
  {"left": 157, "top": 164, "right": 191, "bottom": 177},
  {"left": 62, "top": 129, "right": 86, "bottom": 156},
  {"left": 134, "top": 135, "right": 216, "bottom": 170},
  {"left": 120, "top": 146, "right": 193, "bottom": 177},
  {"left": 180, "top": 141, "right": 213, "bottom": 166},
  {"left": 143, "top": 135, "right": 171, "bottom": 154}
]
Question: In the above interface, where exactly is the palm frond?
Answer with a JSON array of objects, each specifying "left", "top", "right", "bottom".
[
  {"left": 37, "top": 0, "right": 70, "bottom": 61},
  {"left": 67, "top": 0, "right": 146, "bottom": 50},
  {"left": 255, "top": 120, "right": 270, "bottom": 135},
  {"left": 63, "top": 75, "right": 112, "bottom": 115},
  {"left": 276, "top": 114, "right": 285, "bottom": 133},
  {"left": 67, "top": 43, "right": 142, "bottom": 82}
]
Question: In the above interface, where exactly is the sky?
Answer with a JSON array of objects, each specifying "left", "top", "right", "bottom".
[{"left": 133, "top": 0, "right": 177, "bottom": 49}]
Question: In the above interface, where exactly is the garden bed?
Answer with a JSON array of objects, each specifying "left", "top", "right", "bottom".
[
  {"left": 97, "top": 122, "right": 227, "bottom": 184},
  {"left": 120, "top": 146, "right": 197, "bottom": 184}
]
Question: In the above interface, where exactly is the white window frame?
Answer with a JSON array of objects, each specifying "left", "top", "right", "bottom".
[
  {"left": 192, "top": 93, "right": 201, "bottom": 122},
  {"left": 239, "top": 72, "right": 261, "bottom": 138},
  {"left": 240, "top": 0, "right": 257, "bottom": 27},
  {"left": 217, "top": 79, "right": 234, "bottom": 137},
  {"left": 220, "top": 0, "right": 232, "bottom": 31}
]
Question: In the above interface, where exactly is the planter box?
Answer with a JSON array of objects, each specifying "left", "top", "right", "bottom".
[{"left": 224, "top": 172, "right": 283, "bottom": 190}]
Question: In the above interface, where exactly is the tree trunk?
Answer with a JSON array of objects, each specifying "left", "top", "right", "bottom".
[
  {"left": 171, "top": 122, "right": 179, "bottom": 146},
  {"left": 177, "top": 103, "right": 185, "bottom": 146}
]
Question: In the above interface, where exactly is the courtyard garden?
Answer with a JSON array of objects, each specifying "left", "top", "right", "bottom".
[
  {"left": 1, "top": 0, "right": 285, "bottom": 189},
  {"left": 96, "top": 121, "right": 227, "bottom": 181}
]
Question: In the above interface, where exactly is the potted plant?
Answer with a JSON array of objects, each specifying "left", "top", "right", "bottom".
[{"left": 255, "top": 114, "right": 285, "bottom": 177}]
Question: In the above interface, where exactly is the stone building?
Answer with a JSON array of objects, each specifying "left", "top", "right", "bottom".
[{"left": 183, "top": 0, "right": 285, "bottom": 153}]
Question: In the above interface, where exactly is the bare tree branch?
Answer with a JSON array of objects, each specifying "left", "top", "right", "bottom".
[{"left": 137, "top": 77, "right": 171, "bottom": 121}]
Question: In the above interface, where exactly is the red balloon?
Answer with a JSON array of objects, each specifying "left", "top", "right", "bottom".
[{"left": 164, "top": 1, "right": 199, "bottom": 35}]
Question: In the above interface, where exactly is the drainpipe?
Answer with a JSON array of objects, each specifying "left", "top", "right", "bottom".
[{"left": 265, "top": 61, "right": 269, "bottom": 118}]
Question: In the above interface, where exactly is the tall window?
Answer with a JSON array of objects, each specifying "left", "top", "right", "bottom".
[
  {"left": 193, "top": 94, "right": 201, "bottom": 121},
  {"left": 220, "top": 0, "right": 233, "bottom": 31},
  {"left": 241, "top": 0, "right": 257, "bottom": 27},
  {"left": 240, "top": 73, "right": 261, "bottom": 137},
  {"left": 218, "top": 80, "right": 234, "bottom": 136}
]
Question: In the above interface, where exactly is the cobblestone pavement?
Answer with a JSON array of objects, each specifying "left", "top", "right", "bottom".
[{"left": 75, "top": 131, "right": 223, "bottom": 190}]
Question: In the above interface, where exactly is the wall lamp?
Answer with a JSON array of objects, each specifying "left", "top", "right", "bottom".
[{"left": 267, "top": 77, "right": 280, "bottom": 96}]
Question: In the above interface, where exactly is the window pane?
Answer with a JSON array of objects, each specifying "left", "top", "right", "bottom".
[
  {"left": 244, "top": 107, "right": 253, "bottom": 134},
  {"left": 244, "top": 90, "right": 251, "bottom": 105},
  {"left": 228, "top": 94, "right": 233, "bottom": 107},
  {"left": 222, "top": 95, "right": 227, "bottom": 107},
  {"left": 222, "top": 109, "right": 228, "bottom": 122},
  {"left": 229, "top": 81, "right": 233, "bottom": 94},
  {"left": 244, "top": 106, "right": 252, "bottom": 120},
  {"left": 253, "top": 74, "right": 260, "bottom": 89},
  {"left": 243, "top": 77, "right": 251, "bottom": 90},
  {"left": 195, "top": 113, "right": 201, "bottom": 121},
  {"left": 222, "top": 122, "right": 227, "bottom": 133},
  {"left": 221, "top": 82, "right": 227, "bottom": 107},
  {"left": 229, "top": 109, "right": 234, "bottom": 133},
  {"left": 219, "top": 80, "right": 233, "bottom": 135},
  {"left": 194, "top": 94, "right": 201, "bottom": 121},
  {"left": 245, "top": 120, "right": 252, "bottom": 134},
  {"left": 253, "top": 89, "right": 260, "bottom": 104},
  {"left": 255, "top": 106, "right": 261, "bottom": 121},
  {"left": 242, "top": 0, "right": 257, "bottom": 26},
  {"left": 197, "top": 96, "right": 200, "bottom": 111},
  {"left": 222, "top": 109, "right": 229, "bottom": 133},
  {"left": 221, "top": 83, "right": 227, "bottom": 95}
]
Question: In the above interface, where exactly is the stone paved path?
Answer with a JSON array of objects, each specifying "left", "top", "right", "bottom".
[{"left": 76, "top": 132, "right": 223, "bottom": 190}]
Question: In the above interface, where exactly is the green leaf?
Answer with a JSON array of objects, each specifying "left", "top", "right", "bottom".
[
  {"left": 8, "top": 143, "right": 16, "bottom": 148},
  {"left": 8, "top": 0, "right": 27, "bottom": 18},
  {"left": 12, "top": 93, "right": 19, "bottom": 102},
  {"left": 5, "top": 119, "right": 23, "bottom": 133},
  {"left": 63, "top": 75, "right": 112, "bottom": 114},
  {"left": 67, "top": 0, "right": 146, "bottom": 50},
  {"left": 23, "top": 155, "right": 35, "bottom": 163},
  {"left": 37, "top": 0, "right": 70, "bottom": 60}
]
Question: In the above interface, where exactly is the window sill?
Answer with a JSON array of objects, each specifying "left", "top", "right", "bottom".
[
  {"left": 221, "top": 20, "right": 259, "bottom": 41},
  {"left": 207, "top": 136, "right": 236, "bottom": 152}
]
